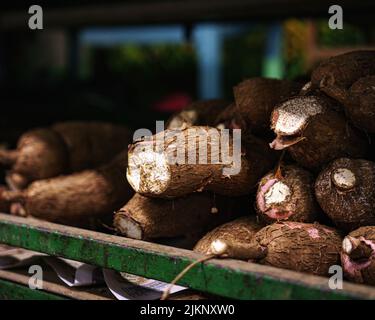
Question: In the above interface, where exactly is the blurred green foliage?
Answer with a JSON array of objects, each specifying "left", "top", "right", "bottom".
[
  {"left": 222, "top": 26, "right": 267, "bottom": 98},
  {"left": 317, "top": 21, "right": 366, "bottom": 46},
  {"left": 108, "top": 43, "right": 196, "bottom": 90}
]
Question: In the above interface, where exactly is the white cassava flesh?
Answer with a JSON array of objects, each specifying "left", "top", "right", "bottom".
[
  {"left": 332, "top": 168, "right": 356, "bottom": 190},
  {"left": 116, "top": 216, "right": 143, "bottom": 240},
  {"left": 273, "top": 96, "right": 323, "bottom": 135},
  {"left": 168, "top": 110, "right": 197, "bottom": 129},
  {"left": 211, "top": 239, "right": 228, "bottom": 255},
  {"left": 127, "top": 127, "right": 276, "bottom": 198},
  {"left": 264, "top": 181, "right": 291, "bottom": 207},
  {"left": 343, "top": 237, "right": 355, "bottom": 254},
  {"left": 127, "top": 150, "right": 170, "bottom": 195}
]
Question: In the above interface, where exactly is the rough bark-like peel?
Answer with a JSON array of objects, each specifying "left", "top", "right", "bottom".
[
  {"left": 114, "top": 193, "right": 241, "bottom": 240},
  {"left": 270, "top": 96, "right": 368, "bottom": 169},
  {"left": 315, "top": 158, "right": 375, "bottom": 231},
  {"left": 2, "top": 150, "right": 133, "bottom": 228},
  {"left": 250, "top": 222, "right": 342, "bottom": 276},
  {"left": 193, "top": 216, "right": 261, "bottom": 257},
  {"left": 256, "top": 165, "right": 320, "bottom": 223},
  {"left": 233, "top": 77, "right": 301, "bottom": 134}
]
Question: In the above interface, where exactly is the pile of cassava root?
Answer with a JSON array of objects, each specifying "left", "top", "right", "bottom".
[
  {"left": 117, "top": 50, "right": 375, "bottom": 287},
  {"left": 1, "top": 51, "right": 375, "bottom": 289},
  {"left": 0, "top": 121, "right": 134, "bottom": 228}
]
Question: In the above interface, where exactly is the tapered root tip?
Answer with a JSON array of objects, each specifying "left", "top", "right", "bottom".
[
  {"left": 0, "top": 149, "right": 18, "bottom": 166},
  {"left": 127, "top": 148, "right": 171, "bottom": 195},
  {"left": 1, "top": 190, "right": 25, "bottom": 202}
]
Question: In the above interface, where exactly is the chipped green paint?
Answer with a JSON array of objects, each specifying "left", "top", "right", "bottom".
[
  {"left": 0, "top": 279, "right": 66, "bottom": 300},
  {"left": 0, "top": 214, "right": 372, "bottom": 300}
]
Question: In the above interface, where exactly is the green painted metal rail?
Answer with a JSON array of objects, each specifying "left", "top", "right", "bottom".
[
  {"left": 0, "top": 278, "right": 66, "bottom": 300},
  {"left": 0, "top": 213, "right": 374, "bottom": 300}
]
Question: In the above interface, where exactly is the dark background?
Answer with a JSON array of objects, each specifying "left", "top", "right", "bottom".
[{"left": 1, "top": 0, "right": 374, "bottom": 146}]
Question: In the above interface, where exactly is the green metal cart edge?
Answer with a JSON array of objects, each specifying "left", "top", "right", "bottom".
[
  {"left": 0, "top": 278, "right": 66, "bottom": 300},
  {"left": 0, "top": 213, "right": 374, "bottom": 300}
]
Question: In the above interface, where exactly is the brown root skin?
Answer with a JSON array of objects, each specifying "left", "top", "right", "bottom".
[
  {"left": 6, "top": 172, "right": 29, "bottom": 190},
  {"left": 0, "top": 149, "right": 19, "bottom": 167},
  {"left": 325, "top": 76, "right": 375, "bottom": 134},
  {"left": 2, "top": 190, "right": 24, "bottom": 203},
  {"left": 52, "top": 121, "right": 131, "bottom": 172},
  {"left": 3, "top": 122, "right": 131, "bottom": 188},
  {"left": 127, "top": 126, "right": 276, "bottom": 198},
  {"left": 256, "top": 165, "right": 320, "bottom": 224},
  {"left": 210, "top": 238, "right": 267, "bottom": 260},
  {"left": 252, "top": 222, "right": 342, "bottom": 276},
  {"left": 13, "top": 128, "right": 69, "bottom": 182},
  {"left": 166, "top": 100, "right": 229, "bottom": 130},
  {"left": 193, "top": 216, "right": 261, "bottom": 257},
  {"left": 311, "top": 50, "right": 375, "bottom": 90},
  {"left": 315, "top": 158, "right": 375, "bottom": 231},
  {"left": 214, "top": 103, "right": 244, "bottom": 130},
  {"left": 114, "top": 193, "right": 242, "bottom": 240},
  {"left": 341, "top": 227, "right": 375, "bottom": 285},
  {"left": 270, "top": 96, "right": 368, "bottom": 170},
  {"left": 2, "top": 150, "right": 133, "bottom": 228},
  {"left": 0, "top": 186, "right": 11, "bottom": 213},
  {"left": 233, "top": 78, "right": 301, "bottom": 135}
]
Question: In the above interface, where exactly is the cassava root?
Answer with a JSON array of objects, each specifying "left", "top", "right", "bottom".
[
  {"left": 2, "top": 150, "right": 133, "bottom": 228},
  {"left": 127, "top": 126, "right": 276, "bottom": 198},
  {"left": 114, "top": 193, "right": 243, "bottom": 240}
]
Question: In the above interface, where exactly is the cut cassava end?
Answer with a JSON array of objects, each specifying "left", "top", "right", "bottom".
[
  {"left": 331, "top": 168, "right": 356, "bottom": 191},
  {"left": 233, "top": 78, "right": 301, "bottom": 134},
  {"left": 2, "top": 150, "right": 133, "bottom": 228},
  {"left": 315, "top": 158, "right": 375, "bottom": 231},
  {"left": 256, "top": 165, "right": 320, "bottom": 223},
  {"left": 193, "top": 216, "right": 262, "bottom": 258},
  {"left": 166, "top": 100, "right": 229, "bottom": 130},
  {"left": 270, "top": 95, "right": 368, "bottom": 169},
  {"left": 341, "top": 226, "right": 375, "bottom": 285},
  {"left": 311, "top": 50, "right": 375, "bottom": 90},
  {"left": 114, "top": 193, "right": 241, "bottom": 240},
  {"left": 251, "top": 222, "right": 342, "bottom": 276},
  {"left": 127, "top": 126, "right": 276, "bottom": 198}
]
